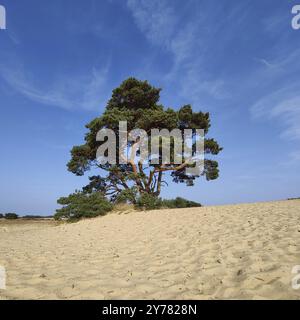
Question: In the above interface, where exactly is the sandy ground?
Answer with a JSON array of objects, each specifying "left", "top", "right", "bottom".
[{"left": 0, "top": 200, "right": 300, "bottom": 300}]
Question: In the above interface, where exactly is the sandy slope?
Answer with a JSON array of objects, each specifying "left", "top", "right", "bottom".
[{"left": 0, "top": 200, "right": 300, "bottom": 300}]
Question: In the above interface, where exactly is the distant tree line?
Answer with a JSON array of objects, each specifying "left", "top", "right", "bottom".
[
  {"left": 0, "top": 213, "right": 53, "bottom": 220},
  {"left": 22, "top": 215, "right": 53, "bottom": 219},
  {"left": 0, "top": 213, "right": 18, "bottom": 219}
]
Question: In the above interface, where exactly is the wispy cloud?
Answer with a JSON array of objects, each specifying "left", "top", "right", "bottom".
[
  {"left": 251, "top": 87, "right": 300, "bottom": 142},
  {"left": 127, "top": 0, "right": 230, "bottom": 104},
  {"left": 127, "top": 0, "right": 178, "bottom": 48},
  {"left": 254, "top": 58, "right": 277, "bottom": 69},
  {"left": 289, "top": 150, "right": 300, "bottom": 162},
  {"left": 0, "top": 62, "right": 110, "bottom": 111},
  {"left": 262, "top": 12, "right": 288, "bottom": 35}
]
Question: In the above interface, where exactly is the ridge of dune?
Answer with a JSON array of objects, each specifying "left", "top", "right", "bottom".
[{"left": 0, "top": 200, "right": 300, "bottom": 299}]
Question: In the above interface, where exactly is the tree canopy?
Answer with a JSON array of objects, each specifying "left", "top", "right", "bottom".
[{"left": 67, "top": 77, "right": 222, "bottom": 203}]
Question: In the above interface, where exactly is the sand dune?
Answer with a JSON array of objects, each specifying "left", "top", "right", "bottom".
[{"left": 1, "top": 200, "right": 300, "bottom": 300}]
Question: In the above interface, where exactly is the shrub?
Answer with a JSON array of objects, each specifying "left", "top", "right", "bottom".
[
  {"left": 54, "top": 191, "right": 113, "bottom": 221},
  {"left": 134, "top": 195, "right": 201, "bottom": 211},
  {"left": 115, "top": 187, "right": 138, "bottom": 204},
  {"left": 5, "top": 213, "right": 19, "bottom": 219},
  {"left": 162, "top": 197, "right": 202, "bottom": 208},
  {"left": 113, "top": 203, "right": 135, "bottom": 212},
  {"left": 135, "top": 193, "right": 163, "bottom": 210},
  {"left": 0, "top": 213, "right": 4, "bottom": 219}
]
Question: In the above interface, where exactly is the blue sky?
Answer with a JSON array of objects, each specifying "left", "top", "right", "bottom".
[{"left": 0, "top": 0, "right": 300, "bottom": 215}]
